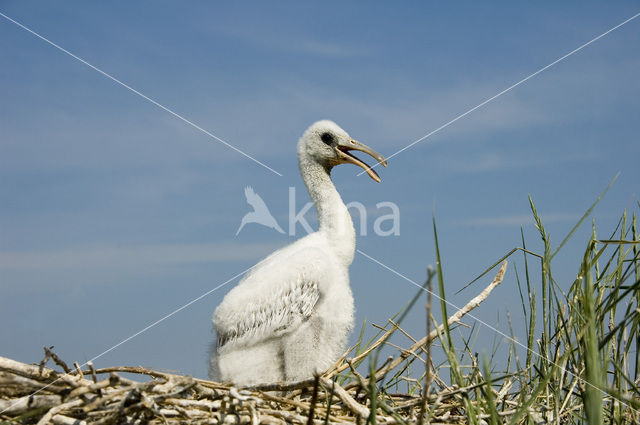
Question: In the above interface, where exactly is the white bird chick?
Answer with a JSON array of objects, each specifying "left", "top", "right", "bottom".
[{"left": 210, "top": 120, "right": 387, "bottom": 386}]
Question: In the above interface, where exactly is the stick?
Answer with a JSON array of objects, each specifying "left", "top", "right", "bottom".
[
  {"left": 319, "top": 378, "right": 370, "bottom": 419},
  {"left": 359, "top": 261, "right": 507, "bottom": 387}
]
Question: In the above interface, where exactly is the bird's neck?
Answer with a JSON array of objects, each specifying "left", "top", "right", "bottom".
[{"left": 299, "top": 157, "right": 355, "bottom": 266}]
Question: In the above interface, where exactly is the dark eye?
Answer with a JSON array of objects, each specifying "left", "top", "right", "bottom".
[{"left": 321, "top": 132, "right": 335, "bottom": 145}]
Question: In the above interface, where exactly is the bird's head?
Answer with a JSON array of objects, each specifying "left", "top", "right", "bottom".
[{"left": 297, "top": 120, "right": 387, "bottom": 182}]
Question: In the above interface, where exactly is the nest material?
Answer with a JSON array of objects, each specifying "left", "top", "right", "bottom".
[
  {"left": 0, "top": 262, "right": 510, "bottom": 425},
  {"left": 0, "top": 354, "right": 518, "bottom": 425}
]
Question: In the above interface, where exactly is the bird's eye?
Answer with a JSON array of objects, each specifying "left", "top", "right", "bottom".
[{"left": 320, "top": 132, "right": 335, "bottom": 145}]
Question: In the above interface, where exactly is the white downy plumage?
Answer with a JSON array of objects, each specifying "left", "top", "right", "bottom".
[{"left": 210, "top": 120, "right": 387, "bottom": 386}]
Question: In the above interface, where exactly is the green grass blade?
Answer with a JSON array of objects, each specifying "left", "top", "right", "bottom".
[{"left": 581, "top": 239, "right": 603, "bottom": 425}]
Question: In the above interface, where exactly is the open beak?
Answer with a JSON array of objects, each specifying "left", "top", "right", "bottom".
[{"left": 335, "top": 139, "right": 388, "bottom": 182}]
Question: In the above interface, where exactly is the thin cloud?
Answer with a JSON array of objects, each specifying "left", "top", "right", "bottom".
[
  {"left": 209, "top": 25, "right": 365, "bottom": 58},
  {"left": 461, "top": 213, "right": 579, "bottom": 227},
  {"left": 432, "top": 150, "right": 598, "bottom": 175},
  {"left": 0, "top": 241, "right": 284, "bottom": 271}
]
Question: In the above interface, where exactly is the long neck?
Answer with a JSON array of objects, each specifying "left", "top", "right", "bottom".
[{"left": 299, "top": 157, "right": 355, "bottom": 266}]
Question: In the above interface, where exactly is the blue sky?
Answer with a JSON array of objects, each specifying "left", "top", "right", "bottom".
[{"left": 1, "top": 2, "right": 639, "bottom": 379}]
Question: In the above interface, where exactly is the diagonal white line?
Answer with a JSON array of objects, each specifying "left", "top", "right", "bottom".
[
  {"left": 358, "top": 11, "right": 640, "bottom": 175},
  {"left": 0, "top": 262, "right": 257, "bottom": 415},
  {"left": 356, "top": 248, "right": 639, "bottom": 414},
  {"left": 0, "top": 11, "right": 283, "bottom": 177}
]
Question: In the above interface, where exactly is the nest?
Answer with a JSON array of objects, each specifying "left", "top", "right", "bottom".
[{"left": 0, "top": 352, "right": 513, "bottom": 425}]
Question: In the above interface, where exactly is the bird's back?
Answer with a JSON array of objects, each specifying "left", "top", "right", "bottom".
[
  {"left": 213, "top": 233, "right": 335, "bottom": 343},
  {"left": 211, "top": 233, "right": 354, "bottom": 384}
]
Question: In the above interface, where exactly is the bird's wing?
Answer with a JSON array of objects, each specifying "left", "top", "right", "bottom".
[
  {"left": 244, "top": 186, "right": 270, "bottom": 212},
  {"left": 213, "top": 247, "right": 326, "bottom": 349}
]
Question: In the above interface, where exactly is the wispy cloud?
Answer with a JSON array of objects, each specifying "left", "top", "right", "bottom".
[
  {"left": 209, "top": 25, "right": 366, "bottom": 58},
  {"left": 0, "top": 241, "right": 284, "bottom": 271},
  {"left": 430, "top": 149, "right": 598, "bottom": 175},
  {"left": 461, "top": 213, "right": 579, "bottom": 227}
]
